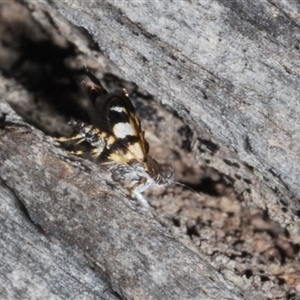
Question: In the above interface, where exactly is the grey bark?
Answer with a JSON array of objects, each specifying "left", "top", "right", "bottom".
[
  {"left": 47, "top": 0, "right": 300, "bottom": 232},
  {"left": 1, "top": 0, "right": 300, "bottom": 299},
  {"left": 0, "top": 98, "right": 260, "bottom": 299}
]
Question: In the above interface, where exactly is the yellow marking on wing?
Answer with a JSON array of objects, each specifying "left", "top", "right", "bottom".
[
  {"left": 107, "top": 135, "right": 116, "bottom": 146},
  {"left": 109, "top": 152, "right": 130, "bottom": 164},
  {"left": 127, "top": 141, "right": 145, "bottom": 161},
  {"left": 108, "top": 140, "right": 145, "bottom": 163}
]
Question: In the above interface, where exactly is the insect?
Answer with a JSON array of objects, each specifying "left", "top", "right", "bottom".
[{"left": 56, "top": 70, "right": 174, "bottom": 207}]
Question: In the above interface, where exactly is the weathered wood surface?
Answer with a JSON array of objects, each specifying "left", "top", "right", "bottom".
[
  {"left": 1, "top": 0, "right": 300, "bottom": 299},
  {"left": 0, "top": 100, "right": 120, "bottom": 300},
  {"left": 48, "top": 0, "right": 300, "bottom": 231},
  {"left": 0, "top": 97, "right": 261, "bottom": 299}
]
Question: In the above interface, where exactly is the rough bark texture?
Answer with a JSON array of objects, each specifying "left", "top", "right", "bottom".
[
  {"left": 1, "top": 0, "right": 300, "bottom": 299},
  {"left": 0, "top": 98, "right": 256, "bottom": 300},
  {"left": 50, "top": 0, "right": 300, "bottom": 225}
]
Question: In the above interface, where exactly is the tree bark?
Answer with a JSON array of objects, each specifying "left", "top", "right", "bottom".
[
  {"left": 0, "top": 97, "right": 260, "bottom": 299},
  {"left": 1, "top": 0, "right": 300, "bottom": 299},
  {"left": 49, "top": 0, "right": 300, "bottom": 229}
]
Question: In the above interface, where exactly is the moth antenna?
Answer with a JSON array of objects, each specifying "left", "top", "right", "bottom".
[{"left": 172, "top": 180, "right": 202, "bottom": 196}]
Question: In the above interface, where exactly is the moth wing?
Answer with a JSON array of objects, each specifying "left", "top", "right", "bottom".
[
  {"left": 124, "top": 112, "right": 149, "bottom": 161},
  {"left": 83, "top": 75, "right": 149, "bottom": 163},
  {"left": 108, "top": 110, "right": 149, "bottom": 163}
]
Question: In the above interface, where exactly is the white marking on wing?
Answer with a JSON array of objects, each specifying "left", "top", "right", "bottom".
[
  {"left": 110, "top": 106, "right": 123, "bottom": 113},
  {"left": 113, "top": 122, "right": 135, "bottom": 138}
]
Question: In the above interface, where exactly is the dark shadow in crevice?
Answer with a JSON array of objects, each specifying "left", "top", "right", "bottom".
[{"left": 0, "top": 3, "right": 91, "bottom": 132}]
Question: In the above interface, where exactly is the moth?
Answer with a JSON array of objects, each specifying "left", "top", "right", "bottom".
[{"left": 57, "top": 70, "right": 174, "bottom": 206}]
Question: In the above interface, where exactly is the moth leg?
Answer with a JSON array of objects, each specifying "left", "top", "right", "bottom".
[
  {"left": 91, "top": 146, "right": 105, "bottom": 158},
  {"left": 129, "top": 178, "right": 150, "bottom": 208},
  {"left": 75, "top": 138, "right": 86, "bottom": 145},
  {"left": 69, "top": 149, "right": 87, "bottom": 156},
  {"left": 132, "top": 191, "right": 149, "bottom": 209},
  {"left": 55, "top": 134, "right": 83, "bottom": 143},
  {"left": 68, "top": 148, "right": 98, "bottom": 155}
]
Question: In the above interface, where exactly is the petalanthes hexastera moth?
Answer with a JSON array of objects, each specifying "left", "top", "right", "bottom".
[{"left": 57, "top": 70, "right": 173, "bottom": 207}]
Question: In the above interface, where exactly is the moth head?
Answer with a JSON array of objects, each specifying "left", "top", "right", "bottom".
[
  {"left": 144, "top": 156, "right": 201, "bottom": 196},
  {"left": 144, "top": 156, "right": 174, "bottom": 187}
]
